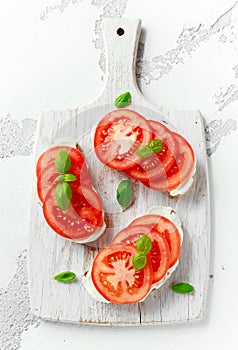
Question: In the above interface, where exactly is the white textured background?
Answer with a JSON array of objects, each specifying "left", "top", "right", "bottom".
[{"left": 0, "top": 0, "right": 238, "bottom": 349}]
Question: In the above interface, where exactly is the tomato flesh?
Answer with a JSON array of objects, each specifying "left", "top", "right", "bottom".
[
  {"left": 94, "top": 109, "right": 152, "bottom": 170},
  {"left": 43, "top": 186, "right": 103, "bottom": 240},
  {"left": 126, "top": 121, "right": 177, "bottom": 181},
  {"left": 37, "top": 163, "right": 59, "bottom": 203},
  {"left": 91, "top": 244, "right": 153, "bottom": 304},
  {"left": 129, "top": 215, "right": 181, "bottom": 267},
  {"left": 111, "top": 225, "right": 170, "bottom": 283},
  {"left": 37, "top": 161, "right": 92, "bottom": 203}
]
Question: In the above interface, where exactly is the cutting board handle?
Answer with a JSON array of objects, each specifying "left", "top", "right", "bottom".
[{"left": 101, "top": 18, "right": 142, "bottom": 102}]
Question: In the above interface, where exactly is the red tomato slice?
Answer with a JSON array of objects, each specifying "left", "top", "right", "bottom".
[
  {"left": 94, "top": 109, "right": 152, "bottom": 170},
  {"left": 36, "top": 146, "right": 85, "bottom": 178},
  {"left": 91, "top": 244, "right": 153, "bottom": 304},
  {"left": 37, "top": 161, "right": 92, "bottom": 203},
  {"left": 142, "top": 131, "right": 195, "bottom": 191},
  {"left": 37, "top": 163, "right": 58, "bottom": 203},
  {"left": 111, "top": 225, "right": 170, "bottom": 283},
  {"left": 126, "top": 121, "right": 177, "bottom": 181},
  {"left": 129, "top": 215, "right": 181, "bottom": 267},
  {"left": 43, "top": 186, "right": 104, "bottom": 240}
]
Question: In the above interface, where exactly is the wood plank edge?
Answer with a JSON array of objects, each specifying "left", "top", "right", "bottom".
[{"left": 31, "top": 311, "right": 206, "bottom": 326}]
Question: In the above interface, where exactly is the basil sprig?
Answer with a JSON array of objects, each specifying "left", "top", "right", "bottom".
[
  {"left": 114, "top": 91, "right": 131, "bottom": 108},
  {"left": 136, "top": 139, "right": 163, "bottom": 158},
  {"left": 171, "top": 283, "right": 194, "bottom": 294},
  {"left": 54, "top": 149, "right": 77, "bottom": 211},
  {"left": 132, "top": 235, "right": 152, "bottom": 271},
  {"left": 53, "top": 271, "right": 76, "bottom": 283},
  {"left": 116, "top": 180, "right": 134, "bottom": 212}
]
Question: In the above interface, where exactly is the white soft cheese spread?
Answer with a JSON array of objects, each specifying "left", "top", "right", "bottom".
[
  {"left": 169, "top": 160, "right": 196, "bottom": 197},
  {"left": 82, "top": 205, "right": 183, "bottom": 303},
  {"left": 83, "top": 267, "right": 110, "bottom": 303}
]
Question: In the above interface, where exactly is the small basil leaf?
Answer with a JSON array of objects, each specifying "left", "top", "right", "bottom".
[
  {"left": 55, "top": 175, "right": 65, "bottom": 182},
  {"left": 116, "top": 180, "right": 133, "bottom": 211},
  {"left": 136, "top": 235, "right": 152, "bottom": 254},
  {"left": 149, "top": 139, "right": 163, "bottom": 153},
  {"left": 171, "top": 283, "right": 194, "bottom": 294},
  {"left": 63, "top": 174, "right": 77, "bottom": 182},
  {"left": 53, "top": 271, "right": 76, "bottom": 283},
  {"left": 132, "top": 252, "right": 147, "bottom": 271},
  {"left": 55, "top": 174, "right": 77, "bottom": 182},
  {"left": 114, "top": 91, "right": 131, "bottom": 108},
  {"left": 55, "top": 149, "right": 71, "bottom": 174},
  {"left": 55, "top": 182, "right": 72, "bottom": 211},
  {"left": 136, "top": 145, "right": 153, "bottom": 158}
]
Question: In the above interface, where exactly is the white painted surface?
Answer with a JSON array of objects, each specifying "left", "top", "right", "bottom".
[
  {"left": 0, "top": 0, "right": 238, "bottom": 349},
  {"left": 28, "top": 17, "right": 209, "bottom": 325}
]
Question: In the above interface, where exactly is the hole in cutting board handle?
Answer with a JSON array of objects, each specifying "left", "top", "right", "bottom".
[{"left": 117, "top": 27, "right": 124, "bottom": 36}]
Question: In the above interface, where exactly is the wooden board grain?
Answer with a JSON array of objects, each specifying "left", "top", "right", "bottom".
[{"left": 28, "top": 18, "right": 210, "bottom": 325}]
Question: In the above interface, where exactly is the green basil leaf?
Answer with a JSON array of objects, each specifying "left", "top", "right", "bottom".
[
  {"left": 114, "top": 91, "right": 131, "bottom": 108},
  {"left": 136, "top": 145, "right": 153, "bottom": 158},
  {"left": 136, "top": 235, "right": 152, "bottom": 254},
  {"left": 53, "top": 271, "right": 76, "bottom": 283},
  {"left": 116, "top": 180, "right": 133, "bottom": 211},
  {"left": 171, "top": 283, "right": 194, "bottom": 294},
  {"left": 55, "top": 175, "right": 65, "bottom": 182},
  {"left": 132, "top": 252, "right": 147, "bottom": 271},
  {"left": 149, "top": 139, "right": 163, "bottom": 153},
  {"left": 64, "top": 174, "right": 77, "bottom": 182},
  {"left": 55, "top": 182, "right": 72, "bottom": 211},
  {"left": 54, "top": 149, "right": 71, "bottom": 174},
  {"left": 55, "top": 174, "right": 77, "bottom": 182}
]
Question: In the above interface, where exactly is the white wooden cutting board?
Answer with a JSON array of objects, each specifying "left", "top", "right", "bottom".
[{"left": 28, "top": 18, "right": 210, "bottom": 325}]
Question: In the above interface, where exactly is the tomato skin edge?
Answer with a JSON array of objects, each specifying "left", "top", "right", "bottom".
[
  {"left": 42, "top": 202, "right": 104, "bottom": 241},
  {"left": 42, "top": 184, "right": 104, "bottom": 241},
  {"left": 140, "top": 132, "right": 195, "bottom": 191}
]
